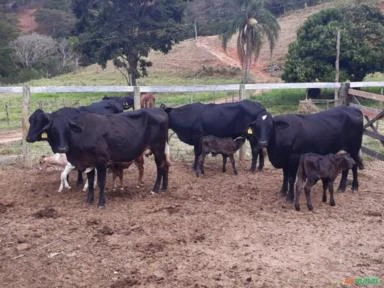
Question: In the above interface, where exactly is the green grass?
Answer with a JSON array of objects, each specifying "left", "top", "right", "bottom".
[
  {"left": 249, "top": 89, "right": 307, "bottom": 114},
  {"left": 1, "top": 62, "right": 384, "bottom": 160}
]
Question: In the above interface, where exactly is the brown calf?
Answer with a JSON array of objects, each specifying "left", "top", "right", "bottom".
[
  {"left": 140, "top": 93, "right": 156, "bottom": 108},
  {"left": 109, "top": 153, "right": 145, "bottom": 189},
  {"left": 196, "top": 135, "right": 246, "bottom": 177},
  {"left": 295, "top": 152, "right": 355, "bottom": 211}
]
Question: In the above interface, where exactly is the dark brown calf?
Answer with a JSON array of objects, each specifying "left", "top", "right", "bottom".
[
  {"left": 109, "top": 154, "right": 145, "bottom": 189},
  {"left": 140, "top": 93, "right": 156, "bottom": 108},
  {"left": 295, "top": 152, "right": 355, "bottom": 211},
  {"left": 196, "top": 135, "right": 246, "bottom": 177}
]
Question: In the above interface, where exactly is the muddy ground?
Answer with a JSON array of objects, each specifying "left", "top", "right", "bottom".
[{"left": 0, "top": 157, "right": 383, "bottom": 288}]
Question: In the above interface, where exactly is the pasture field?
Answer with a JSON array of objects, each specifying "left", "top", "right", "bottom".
[{"left": 0, "top": 157, "right": 383, "bottom": 288}]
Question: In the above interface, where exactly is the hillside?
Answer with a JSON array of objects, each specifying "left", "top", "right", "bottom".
[
  {"left": 12, "top": 0, "right": 384, "bottom": 84},
  {"left": 149, "top": 2, "right": 334, "bottom": 82}
]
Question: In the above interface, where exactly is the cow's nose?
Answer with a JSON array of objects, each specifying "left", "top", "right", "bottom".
[{"left": 57, "top": 146, "right": 68, "bottom": 153}]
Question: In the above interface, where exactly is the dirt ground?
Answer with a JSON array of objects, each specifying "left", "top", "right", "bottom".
[{"left": 0, "top": 156, "right": 383, "bottom": 288}]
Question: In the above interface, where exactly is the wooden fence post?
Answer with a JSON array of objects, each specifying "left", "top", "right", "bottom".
[
  {"left": 22, "top": 85, "right": 32, "bottom": 167},
  {"left": 239, "top": 84, "right": 246, "bottom": 161},
  {"left": 133, "top": 86, "right": 141, "bottom": 110},
  {"left": 339, "top": 82, "right": 350, "bottom": 105},
  {"left": 134, "top": 86, "right": 141, "bottom": 110}
]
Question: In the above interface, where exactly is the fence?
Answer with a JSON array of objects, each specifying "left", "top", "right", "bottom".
[
  {"left": 0, "top": 81, "right": 384, "bottom": 166},
  {"left": 339, "top": 82, "right": 384, "bottom": 161}
]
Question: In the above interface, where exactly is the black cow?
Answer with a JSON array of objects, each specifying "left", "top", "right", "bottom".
[
  {"left": 161, "top": 100, "right": 267, "bottom": 173},
  {"left": 102, "top": 95, "right": 134, "bottom": 110},
  {"left": 26, "top": 99, "right": 125, "bottom": 186},
  {"left": 249, "top": 105, "right": 364, "bottom": 201},
  {"left": 27, "top": 108, "right": 169, "bottom": 208}
]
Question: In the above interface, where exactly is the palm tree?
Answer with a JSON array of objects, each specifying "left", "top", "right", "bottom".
[{"left": 221, "top": 0, "right": 280, "bottom": 83}]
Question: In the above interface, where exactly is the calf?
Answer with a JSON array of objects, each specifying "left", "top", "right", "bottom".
[
  {"left": 294, "top": 152, "right": 356, "bottom": 211},
  {"left": 196, "top": 135, "right": 246, "bottom": 177},
  {"left": 39, "top": 153, "right": 95, "bottom": 192},
  {"left": 39, "top": 153, "right": 68, "bottom": 171},
  {"left": 140, "top": 93, "right": 156, "bottom": 108},
  {"left": 109, "top": 154, "right": 145, "bottom": 190}
]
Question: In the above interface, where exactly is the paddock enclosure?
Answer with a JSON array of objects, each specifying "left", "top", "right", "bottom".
[
  {"left": 0, "top": 158, "right": 383, "bottom": 288},
  {"left": 0, "top": 82, "right": 383, "bottom": 287}
]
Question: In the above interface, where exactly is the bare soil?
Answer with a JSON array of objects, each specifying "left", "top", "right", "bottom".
[{"left": 0, "top": 158, "right": 383, "bottom": 288}]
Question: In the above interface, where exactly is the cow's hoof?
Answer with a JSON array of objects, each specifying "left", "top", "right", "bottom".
[
  {"left": 150, "top": 191, "right": 158, "bottom": 195},
  {"left": 286, "top": 197, "right": 294, "bottom": 203},
  {"left": 295, "top": 205, "right": 300, "bottom": 211},
  {"left": 337, "top": 187, "right": 346, "bottom": 193},
  {"left": 330, "top": 201, "right": 336, "bottom": 206},
  {"left": 307, "top": 205, "right": 313, "bottom": 211}
]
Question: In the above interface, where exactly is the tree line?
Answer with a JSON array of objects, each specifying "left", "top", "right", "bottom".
[{"left": 0, "top": 0, "right": 383, "bottom": 86}]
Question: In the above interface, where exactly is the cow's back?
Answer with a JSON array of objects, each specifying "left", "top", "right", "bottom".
[
  {"left": 201, "top": 100, "right": 266, "bottom": 137},
  {"left": 269, "top": 106, "right": 363, "bottom": 168},
  {"left": 68, "top": 109, "right": 168, "bottom": 167},
  {"left": 167, "top": 100, "right": 266, "bottom": 144}
]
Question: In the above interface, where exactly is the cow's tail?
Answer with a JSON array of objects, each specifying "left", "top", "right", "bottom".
[
  {"left": 165, "top": 141, "right": 171, "bottom": 167},
  {"left": 357, "top": 150, "right": 364, "bottom": 170}
]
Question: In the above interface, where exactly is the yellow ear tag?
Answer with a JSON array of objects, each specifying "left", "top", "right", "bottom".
[
  {"left": 247, "top": 128, "right": 253, "bottom": 135},
  {"left": 41, "top": 132, "right": 48, "bottom": 139}
]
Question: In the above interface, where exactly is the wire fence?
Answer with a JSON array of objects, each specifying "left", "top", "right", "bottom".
[{"left": 0, "top": 81, "right": 383, "bottom": 166}]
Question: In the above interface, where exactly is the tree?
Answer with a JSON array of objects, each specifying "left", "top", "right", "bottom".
[
  {"left": 72, "top": 0, "right": 189, "bottom": 85},
  {"left": 11, "top": 33, "right": 57, "bottom": 69},
  {"left": 282, "top": 3, "right": 384, "bottom": 82},
  {"left": 35, "top": 8, "right": 76, "bottom": 38},
  {"left": 0, "top": 5, "right": 19, "bottom": 82},
  {"left": 220, "top": 0, "right": 280, "bottom": 83}
]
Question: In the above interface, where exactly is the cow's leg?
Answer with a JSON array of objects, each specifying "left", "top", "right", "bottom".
[
  {"left": 222, "top": 154, "right": 228, "bottom": 173},
  {"left": 193, "top": 142, "right": 202, "bottom": 172},
  {"left": 257, "top": 149, "right": 265, "bottom": 171},
  {"left": 161, "top": 160, "right": 169, "bottom": 191},
  {"left": 96, "top": 165, "right": 107, "bottom": 208},
  {"left": 196, "top": 152, "right": 204, "bottom": 177},
  {"left": 280, "top": 167, "right": 289, "bottom": 196},
  {"left": 117, "top": 167, "right": 123, "bottom": 189},
  {"left": 329, "top": 182, "right": 336, "bottom": 206},
  {"left": 76, "top": 170, "right": 84, "bottom": 187},
  {"left": 294, "top": 178, "right": 304, "bottom": 211},
  {"left": 351, "top": 164, "right": 359, "bottom": 191},
  {"left": 134, "top": 160, "right": 144, "bottom": 188},
  {"left": 322, "top": 179, "right": 328, "bottom": 203},
  {"left": 86, "top": 169, "right": 95, "bottom": 204},
  {"left": 151, "top": 147, "right": 167, "bottom": 193},
  {"left": 250, "top": 143, "right": 258, "bottom": 173},
  {"left": 337, "top": 169, "right": 349, "bottom": 192},
  {"left": 229, "top": 155, "right": 237, "bottom": 175},
  {"left": 304, "top": 181, "right": 315, "bottom": 211},
  {"left": 287, "top": 156, "right": 300, "bottom": 202}
]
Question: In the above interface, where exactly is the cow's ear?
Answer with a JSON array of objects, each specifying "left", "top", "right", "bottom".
[
  {"left": 39, "top": 113, "right": 52, "bottom": 134},
  {"left": 69, "top": 120, "right": 83, "bottom": 133},
  {"left": 160, "top": 103, "right": 171, "bottom": 112},
  {"left": 274, "top": 119, "right": 289, "bottom": 130}
]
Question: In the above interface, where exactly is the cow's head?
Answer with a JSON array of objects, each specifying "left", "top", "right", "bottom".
[
  {"left": 335, "top": 152, "right": 356, "bottom": 171},
  {"left": 248, "top": 112, "right": 273, "bottom": 148},
  {"left": 47, "top": 115, "right": 74, "bottom": 153},
  {"left": 122, "top": 96, "right": 134, "bottom": 109},
  {"left": 26, "top": 109, "right": 51, "bottom": 142}
]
